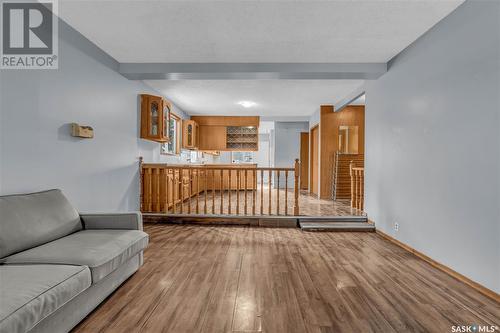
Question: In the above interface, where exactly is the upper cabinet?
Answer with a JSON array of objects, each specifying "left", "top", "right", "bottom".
[
  {"left": 192, "top": 116, "right": 259, "bottom": 151},
  {"left": 140, "top": 94, "right": 170, "bottom": 142},
  {"left": 182, "top": 120, "right": 199, "bottom": 149}
]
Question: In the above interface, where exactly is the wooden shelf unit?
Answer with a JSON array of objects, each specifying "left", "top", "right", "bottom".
[{"left": 226, "top": 126, "right": 258, "bottom": 150}]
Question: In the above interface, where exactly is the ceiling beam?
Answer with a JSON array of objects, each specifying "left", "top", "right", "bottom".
[{"left": 119, "top": 63, "right": 387, "bottom": 80}]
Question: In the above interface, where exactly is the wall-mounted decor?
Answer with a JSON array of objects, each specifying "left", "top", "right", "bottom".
[{"left": 71, "top": 123, "right": 94, "bottom": 138}]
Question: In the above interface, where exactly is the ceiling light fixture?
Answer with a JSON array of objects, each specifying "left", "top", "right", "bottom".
[{"left": 237, "top": 101, "right": 257, "bottom": 108}]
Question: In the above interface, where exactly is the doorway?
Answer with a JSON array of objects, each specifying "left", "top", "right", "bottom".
[
  {"left": 300, "top": 132, "right": 309, "bottom": 190},
  {"left": 310, "top": 125, "right": 319, "bottom": 196}
]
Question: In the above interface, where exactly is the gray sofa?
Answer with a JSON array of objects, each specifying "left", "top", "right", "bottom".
[{"left": 0, "top": 189, "right": 149, "bottom": 333}]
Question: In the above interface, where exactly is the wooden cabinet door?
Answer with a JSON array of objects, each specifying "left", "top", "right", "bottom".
[
  {"left": 182, "top": 120, "right": 199, "bottom": 149},
  {"left": 140, "top": 94, "right": 168, "bottom": 142},
  {"left": 198, "top": 125, "right": 227, "bottom": 150}
]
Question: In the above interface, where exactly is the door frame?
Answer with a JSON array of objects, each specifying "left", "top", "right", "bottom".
[
  {"left": 300, "top": 132, "right": 309, "bottom": 190},
  {"left": 309, "top": 125, "right": 319, "bottom": 196}
]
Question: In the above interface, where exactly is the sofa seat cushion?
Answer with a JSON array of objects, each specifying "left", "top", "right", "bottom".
[
  {"left": 0, "top": 264, "right": 91, "bottom": 333},
  {"left": 3, "top": 230, "right": 149, "bottom": 283}
]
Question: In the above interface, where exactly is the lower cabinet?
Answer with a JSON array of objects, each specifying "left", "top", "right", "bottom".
[{"left": 162, "top": 167, "right": 257, "bottom": 211}]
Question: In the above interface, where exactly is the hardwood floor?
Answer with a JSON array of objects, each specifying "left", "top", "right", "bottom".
[
  {"left": 73, "top": 225, "right": 499, "bottom": 333},
  {"left": 175, "top": 187, "right": 365, "bottom": 217}
]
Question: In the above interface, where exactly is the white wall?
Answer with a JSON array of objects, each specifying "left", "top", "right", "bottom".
[
  {"left": 364, "top": 0, "right": 499, "bottom": 293},
  {"left": 309, "top": 109, "right": 320, "bottom": 129},
  {"left": 0, "top": 20, "right": 190, "bottom": 212}
]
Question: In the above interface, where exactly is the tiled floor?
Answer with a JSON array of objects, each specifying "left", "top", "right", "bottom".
[{"left": 171, "top": 186, "right": 365, "bottom": 217}]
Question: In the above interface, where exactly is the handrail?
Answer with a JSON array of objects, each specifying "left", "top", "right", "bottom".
[{"left": 139, "top": 157, "right": 300, "bottom": 216}]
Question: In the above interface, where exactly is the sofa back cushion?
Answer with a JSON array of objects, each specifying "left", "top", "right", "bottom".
[{"left": 0, "top": 189, "right": 82, "bottom": 258}]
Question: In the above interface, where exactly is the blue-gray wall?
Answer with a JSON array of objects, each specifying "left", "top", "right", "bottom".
[
  {"left": 274, "top": 121, "right": 309, "bottom": 188},
  {"left": 364, "top": 0, "right": 500, "bottom": 293},
  {"left": 0, "top": 20, "right": 190, "bottom": 211}
]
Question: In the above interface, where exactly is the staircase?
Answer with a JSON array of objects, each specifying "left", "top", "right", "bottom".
[
  {"left": 332, "top": 153, "right": 364, "bottom": 200},
  {"left": 298, "top": 216, "right": 374, "bottom": 231}
]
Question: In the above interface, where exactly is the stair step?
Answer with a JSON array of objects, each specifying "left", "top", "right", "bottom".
[
  {"left": 299, "top": 221, "right": 374, "bottom": 231},
  {"left": 298, "top": 216, "right": 367, "bottom": 223}
]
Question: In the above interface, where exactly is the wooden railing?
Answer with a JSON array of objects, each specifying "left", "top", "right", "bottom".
[
  {"left": 139, "top": 158, "right": 300, "bottom": 216},
  {"left": 349, "top": 161, "right": 364, "bottom": 211}
]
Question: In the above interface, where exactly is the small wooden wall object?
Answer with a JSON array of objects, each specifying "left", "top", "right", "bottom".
[{"left": 71, "top": 123, "right": 94, "bottom": 138}]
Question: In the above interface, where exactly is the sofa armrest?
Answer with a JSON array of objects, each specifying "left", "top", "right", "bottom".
[{"left": 79, "top": 212, "right": 143, "bottom": 230}]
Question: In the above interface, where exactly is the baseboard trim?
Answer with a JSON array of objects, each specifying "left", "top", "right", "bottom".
[{"left": 376, "top": 229, "right": 500, "bottom": 303}]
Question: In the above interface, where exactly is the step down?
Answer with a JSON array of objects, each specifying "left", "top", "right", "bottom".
[
  {"left": 299, "top": 221, "right": 374, "bottom": 231},
  {"left": 298, "top": 215, "right": 367, "bottom": 223}
]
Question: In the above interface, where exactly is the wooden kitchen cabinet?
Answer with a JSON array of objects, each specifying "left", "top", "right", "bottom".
[
  {"left": 209, "top": 165, "right": 257, "bottom": 190},
  {"left": 140, "top": 94, "right": 170, "bottom": 142},
  {"left": 182, "top": 120, "right": 199, "bottom": 149},
  {"left": 198, "top": 125, "right": 226, "bottom": 151},
  {"left": 191, "top": 116, "right": 260, "bottom": 151}
]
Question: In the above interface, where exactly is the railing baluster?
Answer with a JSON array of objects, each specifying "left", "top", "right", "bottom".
[
  {"left": 212, "top": 169, "right": 215, "bottom": 214},
  {"left": 360, "top": 170, "right": 364, "bottom": 211},
  {"left": 220, "top": 169, "right": 224, "bottom": 214},
  {"left": 294, "top": 159, "right": 300, "bottom": 216},
  {"left": 179, "top": 168, "right": 184, "bottom": 214},
  {"left": 139, "top": 157, "right": 144, "bottom": 213},
  {"left": 196, "top": 169, "right": 200, "bottom": 214},
  {"left": 237, "top": 170, "right": 240, "bottom": 215},
  {"left": 188, "top": 168, "right": 192, "bottom": 214},
  {"left": 268, "top": 169, "right": 272, "bottom": 215},
  {"left": 252, "top": 169, "right": 256, "bottom": 215},
  {"left": 172, "top": 170, "right": 177, "bottom": 214},
  {"left": 204, "top": 170, "right": 207, "bottom": 214},
  {"left": 146, "top": 168, "right": 152, "bottom": 212},
  {"left": 260, "top": 169, "right": 264, "bottom": 215},
  {"left": 244, "top": 169, "right": 248, "bottom": 215},
  {"left": 165, "top": 169, "right": 168, "bottom": 213},
  {"left": 285, "top": 170, "right": 288, "bottom": 215},
  {"left": 350, "top": 161, "right": 355, "bottom": 208},
  {"left": 276, "top": 170, "right": 280, "bottom": 215},
  {"left": 228, "top": 170, "right": 232, "bottom": 215}
]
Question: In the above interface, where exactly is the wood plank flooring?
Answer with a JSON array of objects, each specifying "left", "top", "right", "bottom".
[{"left": 73, "top": 224, "right": 499, "bottom": 333}]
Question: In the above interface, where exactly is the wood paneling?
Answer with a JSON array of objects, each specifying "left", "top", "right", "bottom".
[
  {"left": 198, "top": 125, "right": 226, "bottom": 150},
  {"left": 299, "top": 132, "right": 309, "bottom": 190},
  {"left": 310, "top": 125, "right": 319, "bottom": 196},
  {"left": 74, "top": 225, "right": 500, "bottom": 333},
  {"left": 319, "top": 105, "right": 365, "bottom": 199},
  {"left": 191, "top": 116, "right": 259, "bottom": 127}
]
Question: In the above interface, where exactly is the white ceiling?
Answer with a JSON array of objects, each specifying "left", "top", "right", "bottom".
[
  {"left": 59, "top": 0, "right": 463, "bottom": 63},
  {"left": 146, "top": 80, "right": 364, "bottom": 117},
  {"left": 59, "top": 0, "right": 463, "bottom": 117}
]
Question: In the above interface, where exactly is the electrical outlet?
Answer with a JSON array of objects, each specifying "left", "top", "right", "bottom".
[{"left": 394, "top": 222, "right": 399, "bottom": 231}]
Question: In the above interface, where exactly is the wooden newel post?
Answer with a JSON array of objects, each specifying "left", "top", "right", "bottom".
[
  {"left": 294, "top": 158, "right": 300, "bottom": 216},
  {"left": 349, "top": 160, "right": 354, "bottom": 208},
  {"left": 139, "top": 156, "right": 144, "bottom": 213}
]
